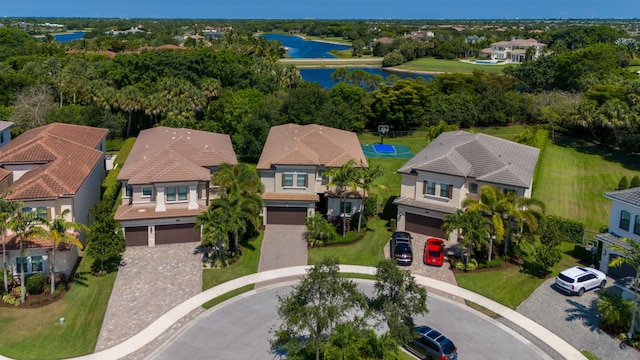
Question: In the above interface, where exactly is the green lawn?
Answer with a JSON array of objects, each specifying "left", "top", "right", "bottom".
[
  {"left": 0, "top": 254, "right": 116, "bottom": 359},
  {"left": 394, "top": 57, "right": 516, "bottom": 74}
]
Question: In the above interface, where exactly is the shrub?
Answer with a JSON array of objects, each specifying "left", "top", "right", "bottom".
[
  {"left": 324, "top": 231, "right": 360, "bottom": 246},
  {"left": 363, "top": 195, "right": 377, "bottom": 218},
  {"left": 631, "top": 175, "right": 640, "bottom": 188},
  {"left": 485, "top": 257, "right": 503, "bottom": 269},
  {"left": 453, "top": 259, "right": 465, "bottom": 271},
  {"left": 2, "top": 294, "right": 20, "bottom": 306},
  {"left": 105, "top": 138, "right": 125, "bottom": 152},
  {"left": 545, "top": 215, "right": 584, "bottom": 243},
  {"left": 382, "top": 50, "right": 405, "bottom": 67},
  {"left": 618, "top": 176, "right": 629, "bottom": 190},
  {"left": 597, "top": 291, "right": 632, "bottom": 334},
  {"left": 306, "top": 213, "right": 337, "bottom": 247},
  {"left": 26, "top": 274, "right": 45, "bottom": 295},
  {"left": 349, "top": 212, "right": 368, "bottom": 231}
]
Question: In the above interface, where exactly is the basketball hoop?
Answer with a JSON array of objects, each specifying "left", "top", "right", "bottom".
[{"left": 378, "top": 124, "right": 389, "bottom": 144}]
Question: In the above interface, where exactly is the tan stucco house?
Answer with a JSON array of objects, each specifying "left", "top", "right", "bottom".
[
  {"left": 0, "top": 122, "right": 108, "bottom": 277},
  {"left": 394, "top": 131, "right": 539, "bottom": 238},
  {"left": 115, "top": 127, "right": 237, "bottom": 247},
  {"left": 257, "top": 124, "right": 368, "bottom": 226}
]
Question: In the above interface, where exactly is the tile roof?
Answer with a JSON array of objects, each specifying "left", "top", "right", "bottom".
[
  {"left": 114, "top": 203, "right": 207, "bottom": 221},
  {"left": 262, "top": 192, "right": 320, "bottom": 201},
  {"left": 257, "top": 124, "right": 368, "bottom": 170},
  {"left": 398, "top": 131, "right": 539, "bottom": 189},
  {"left": 0, "top": 121, "right": 13, "bottom": 132},
  {"left": 118, "top": 127, "right": 237, "bottom": 184},
  {"left": 0, "top": 123, "right": 108, "bottom": 200},
  {"left": 3, "top": 231, "right": 78, "bottom": 251},
  {"left": 605, "top": 187, "right": 640, "bottom": 208}
]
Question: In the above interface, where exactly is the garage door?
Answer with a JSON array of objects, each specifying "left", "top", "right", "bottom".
[
  {"left": 405, "top": 213, "right": 446, "bottom": 238},
  {"left": 156, "top": 223, "right": 201, "bottom": 245},
  {"left": 267, "top": 207, "right": 307, "bottom": 225},
  {"left": 125, "top": 226, "right": 148, "bottom": 247}
]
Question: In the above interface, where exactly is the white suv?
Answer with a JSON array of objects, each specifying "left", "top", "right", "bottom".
[{"left": 555, "top": 266, "right": 606, "bottom": 296}]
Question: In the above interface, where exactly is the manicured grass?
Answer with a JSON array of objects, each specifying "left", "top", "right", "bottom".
[
  {"left": 202, "top": 284, "right": 255, "bottom": 309},
  {"left": 454, "top": 242, "right": 588, "bottom": 309},
  {"left": 202, "top": 231, "right": 263, "bottom": 294},
  {"left": 308, "top": 217, "right": 390, "bottom": 266},
  {"left": 301, "top": 35, "right": 353, "bottom": 45},
  {"left": 581, "top": 350, "right": 600, "bottom": 360},
  {"left": 0, "top": 254, "right": 116, "bottom": 359},
  {"left": 395, "top": 57, "right": 516, "bottom": 74},
  {"left": 533, "top": 137, "right": 640, "bottom": 236}
]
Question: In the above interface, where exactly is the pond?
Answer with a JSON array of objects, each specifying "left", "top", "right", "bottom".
[
  {"left": 263, "top": 34, "right": 433, "bottom": 88},
  {"left": 53, "top": 32, "right": 86, "bottom": 43}
]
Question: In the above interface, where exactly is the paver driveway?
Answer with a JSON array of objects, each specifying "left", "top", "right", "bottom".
[
  {"left": 517, "top": 277, "right": 640, "bottom": 360},
  {"left": 95, "top": 242, "right": 202, "bottom": 352}
]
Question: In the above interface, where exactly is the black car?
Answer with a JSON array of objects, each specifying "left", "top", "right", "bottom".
[
  {"left": 390, "top": 231, "right": 413, "bottom": 266},
  {"left": 404, "top": 325, "right": 458, "bottom": 360}
]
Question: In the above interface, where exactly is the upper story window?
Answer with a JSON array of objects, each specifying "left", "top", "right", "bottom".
[
  {"left": 142, "top": 186, "right": 152, "bottom": 197},
  {"left": 282, "top": 173, "right": 307, "bottom": 188},
  {"left": 503, "top": 188, "right": 515, "bottom": 196},
  {"left": 440, "top": 183, "right": 453, "bottom": 199},
  {"left": 20, "top": 206, "right": 48, "bottom": 220},
  {"left": 634, "top": 215, "right": 640, "bottom": 236},
  {"left": 423, "top": 181, "right": 436, "bottom": 196},
  {"left": 620, "top": 210, "right": 631, "bottom": 231},
  {"left": 125, "top": 185, "right": 133, "bottom": 198},
  {"left": 167, "top": 186, "right": 188, "bottom": 202},
  {"left": 0, "top": 132, "right": 4, "bottom": 144},
  {"left": 468, "top": 182, "right": 478, "bottom": 194}
]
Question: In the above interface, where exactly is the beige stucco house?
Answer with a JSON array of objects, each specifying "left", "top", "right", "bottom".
[
  {"left": 115, "top": 127, "right": 237, "bottom": 247},
  {"left": 394, "top": 131, "right": 539, "bottom": 238},
  {"left": 257, "top": 124, "right": 368, "bottom": 226},
  {"left": 0, "top": 123, "right": 108, "bottom": 277}
]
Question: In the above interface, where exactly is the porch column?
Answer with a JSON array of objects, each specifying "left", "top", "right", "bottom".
[
  {"left": 155, "top": 186, "right": 166, "bottom": 212},
  {"left": 188, "top": 185, "right": 198, "bottom": 210}
]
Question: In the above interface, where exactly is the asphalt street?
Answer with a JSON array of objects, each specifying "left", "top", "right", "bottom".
[{"left": 149, "top": 280, "right": 549, "bottom": 360}]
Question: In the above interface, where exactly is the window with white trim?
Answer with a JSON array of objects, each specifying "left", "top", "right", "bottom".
[
  {"left": 620, "top": 210, "right": 631, "bottom": 231},
  {"left": 282, "top": 173, "right": 307, "bottom": 188},
  {"left": 14, "top": 255, "right": 44, "bottom": 275},
  {"left": 166, "top": 186, "right": 188, "bottom": 202},
  {"left": 125, "top": 184, "right": 133, "bottom": 197},
  {"left": 634, "top": 215, "right": 640, "bottom": 235},
  {"left": 423, "top": 181, "right": 436, "bottom": 196},
  {"left": 142, "top": 186, "right": 152, "bottom": 197},
  {"left": 468, "top": 182, "right": 478, "bottom": 194}
]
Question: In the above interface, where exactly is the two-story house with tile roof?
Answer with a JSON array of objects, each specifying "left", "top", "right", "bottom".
[
  {"left": 0, "top": 122, "right": 108, "bottom": 277},
  {"left": 394, "top": 131, "right": 539, "bottom": 238},
  {"left": 257, "top": 124, "right": 368, "bottom": 226},
  {"left": 595, "top": 187, "right": 640, "bottom": 299},
  {"left": 115, "top": 127, "right": 237, "bottom": 247}
]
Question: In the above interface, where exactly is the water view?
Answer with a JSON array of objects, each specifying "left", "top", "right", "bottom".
[
  {"left": 53, "top": 32, "right": 85, "bottom": 42},
  {"left": 262, "top": 33, "right": 351, "bottom": 58}
]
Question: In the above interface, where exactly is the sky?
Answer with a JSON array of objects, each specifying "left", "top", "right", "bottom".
[{"left": 0, "top": 0, "right": 638, "bottom": 19}]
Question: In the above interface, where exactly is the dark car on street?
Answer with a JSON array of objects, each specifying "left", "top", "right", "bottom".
[{"left": 404, "top": 325, "right": 458, "bottom": 360}]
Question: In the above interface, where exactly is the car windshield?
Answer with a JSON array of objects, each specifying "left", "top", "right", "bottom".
[
  {"left": 439, "top": 338, "right": 456, "bottom": 355},
  {"left": 396, "top": 244, "right": 411, "bottom": 254},
  {"left": 558, "top": 273, "right": 574, "bottom": 283},
  {"left": 428, "top": 250, "right": 441, "bottom": 257}
]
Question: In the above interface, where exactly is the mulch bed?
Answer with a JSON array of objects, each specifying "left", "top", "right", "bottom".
[
  {"left": 451, "top": 259, "right": 519, "bottom": 274},
  {"left": 0, "top": 286, "right": 70, "bottom": 309}
]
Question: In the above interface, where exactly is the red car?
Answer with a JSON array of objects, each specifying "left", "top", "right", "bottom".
[{"left": 424, "top": 238, "right": 445, "bottom": 267}]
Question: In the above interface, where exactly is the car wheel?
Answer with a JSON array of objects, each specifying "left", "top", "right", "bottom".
[
  {"left": 600, "top": 280, "right": 606, "bottom": 289},
  {"left": 578, "top": 287, "right": 585, "bottom": 296}
]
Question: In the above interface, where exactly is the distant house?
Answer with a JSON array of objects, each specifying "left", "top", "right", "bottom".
[
  {"left": 403, "top": 30, "right": 434, "bottom": 41},
  {"left": 0, "top": 123, "right": 108, "bottom": 277},
  {"left": 481, "top": 37, "right": 546, "bottom": 62},
  {"left": 394, "top": 131, "right": 539, "bottom": 238},
  {"left": 0, "top": 121, "right": 13, "bottom": 148},
  {"left": 115, "top": 127, "right": 237, "bottom": 247},
  {"left": 106, "top": 27, "right": 145, "bottom": 36},
  {"left": 595, "top": 187, "right": 640, "bottom": 299},
  {"left": 257, "top": 124, "right": 368, "bottom": 226}
]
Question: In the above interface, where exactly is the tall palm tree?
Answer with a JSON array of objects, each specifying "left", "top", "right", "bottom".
[
  {"left": 462, "top": 185, "right": 511, "bottom": 262},
  {"left": 442, "top": 209, "right": 466, "bottom": 243},
  {"left": 195, "top": 208, "right": 231, "bottom": 267},
  {"left": 0, "top": 192, "right": 20, "bottom": 294},
  {"left": 48, "top": 209, "right": 87, "bottom": 293},
  {"left": 8, "top": 209, "right": 46, "bottom": 303},
  {"left": 608, "top": 238, "right": 640, "bottom": 340},
  {"left": 459, "top": 210, "right": 491, "bottom": 264},
  {"left": 597, "top": 99, "right": 632, "bottom": 147},
  {"left": 356, "top": 163, "right": 386, "bottom": 233},
  {"left": 507, "top": 194, "right": 546, "bottom": 253},
  {"left": 117, "top": 85, "right": 144, "bottom": 138},
  {"left": 325, "top": 159, "right": 361, "bottom": 236},
  {"left": 212, "top": 162, "right": 263, "bottom": 198}
]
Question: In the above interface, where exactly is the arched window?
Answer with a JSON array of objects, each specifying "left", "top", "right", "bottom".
[
  {"left": 21, "top": 206, "right": 32, "bottom": 214},
  {"left": 620, "top": 210, "right": 631, "bottom": 231}
]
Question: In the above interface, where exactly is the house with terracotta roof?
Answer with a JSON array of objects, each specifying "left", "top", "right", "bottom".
[
  {"left": 481, "top": 37, "right": 546, "bottom": 62},
  {"left": 257, "top": 124, "right": 368, "bottom": 226},
  {"left": 0, "top": 123, "right": 108, "bottom": 277},
  {"left": 595, "top": 187, "right": 640, "bottom": 299},
  {"left": 0, "top": 121, "right": 13, "bottom": 149},
  {"left": 394, "top": 131, "right": 539, "bottom": 238},
  {"left": 115, "top": 127, "right": 237, "bottom": 247}
]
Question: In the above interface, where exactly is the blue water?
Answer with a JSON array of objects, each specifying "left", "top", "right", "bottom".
[
  {"left": 300, "top": 68, "right": 433, "bottom": 89},
  {"left": 263, "top": 33, "right": 351, "bottom": 58},
  {"left": 53, "top": 32, "right": 85, "bottom": 43}
]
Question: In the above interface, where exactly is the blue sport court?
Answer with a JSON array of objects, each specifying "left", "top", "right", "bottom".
[{"left": 361, "top": 143, "right": 413, "bottom": 158}]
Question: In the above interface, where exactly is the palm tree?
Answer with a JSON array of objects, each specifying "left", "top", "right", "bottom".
[
  {"left": 597, "top": 99, "right": 632, "bottom": 147},
  {"left": 195, "top": 208, "right": 231, "bottom": 267},
  {"left": 502, "top": 192, "right": 546, "bottom": 256},
  {"left": 116, "top": 85, "right": 144, "bottom": 138},
  {"left": 355, "top": 162, "right": 386, "bottom": 233},
  {"left": 462, "top": 185, "right": 511, "bottom": 262},
  {"left": 0, "top": 192, "right": 19, "bottom": 294},
  {"left": 48, "top": 209, "right": 87, "bottom": 293},
  {"left": 442, "top": 209, "right": 466, "bottom": 243},
  {"left": 212, "top": 162, "right": 263, "bottom": 198},
  {"left": 459, "top": 210, "right": 491, "bottom": 264},
  {"left": 325, "top": 159, "right": 361, "bottom": 236},
  {"left": 8, "top": 209, "right": 46, "bottom": 303},
  {"left": 608, "top": 238, "right": 640, "bottom": 340}
]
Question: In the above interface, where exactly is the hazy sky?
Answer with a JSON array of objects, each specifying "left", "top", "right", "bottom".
[{"left": 0, "top": 0, "right": 637, "bottom": 19}]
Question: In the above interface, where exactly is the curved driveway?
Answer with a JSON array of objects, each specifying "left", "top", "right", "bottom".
[{"left": 149, "top": 281, "right": 549, "bottom": 360}]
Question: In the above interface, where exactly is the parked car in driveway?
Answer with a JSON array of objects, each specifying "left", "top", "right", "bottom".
[
  {"left": 424, "top": 238, "right": 445, "bottom": 267},
  {"left": 555, "top": 266, "right": 606, "bottom": 296},
  {"left": 390, "top": 231, "right": 413, "bottom": 266},
  {"left": 404, "top": 325, "right": 458, "bottom": 360}
]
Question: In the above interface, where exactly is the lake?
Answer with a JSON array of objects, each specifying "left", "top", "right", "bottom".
[
  {"left": 53, "top": 32, "right": 85, "bottom": 43},
  {"left": 263, "top": 33, "right": 432, "bottom": 88}
]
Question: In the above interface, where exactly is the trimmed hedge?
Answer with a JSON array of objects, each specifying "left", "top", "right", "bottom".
[
  {"left": 101, "top": 137, "right": 136, "bottom": 213},
  {"left": 545, "top": 214, "right": 585, "bottom": 243},
  {"left": 532, "top": 128, "right": 549, "bottom": 152},
  {"left": 324, "top": 231, "right": 360, "bottom": 246}
]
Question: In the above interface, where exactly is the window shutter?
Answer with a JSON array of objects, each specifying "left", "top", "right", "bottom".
[
  {"left": 47, "top": 208, "right": 53, "bottom": 221},
  {"left": 304, "top": 174, "right": 308, "bottom": 187},
  {"left": 423, "top": 181, "right": 427, "bottom": 194},
  {"left": 281, "top": 173, "right": 285, "bottom": 185},
  {"left": 448, "top": 185, "right": 453, "bottom": 199}
]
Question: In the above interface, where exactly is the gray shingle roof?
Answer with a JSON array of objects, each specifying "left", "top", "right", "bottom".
[
  {"left": 605, "top": 187, "right": 640, "bottom": 208},
  {"left": 398, "top": 131, "right": 539, "bottom": 188}
]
